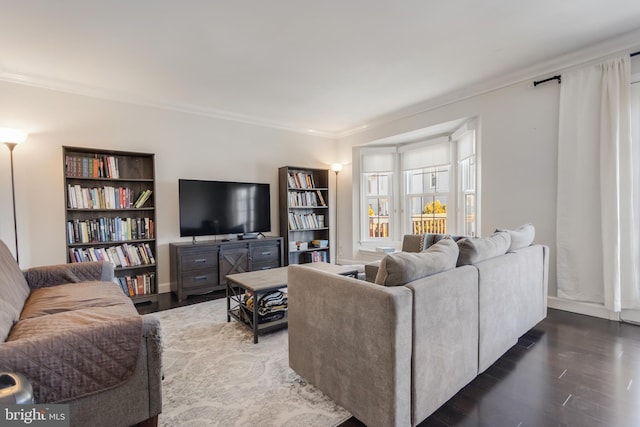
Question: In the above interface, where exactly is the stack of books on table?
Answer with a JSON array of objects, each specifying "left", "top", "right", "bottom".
[{"left": 376, "top": 246, "right": 396, "bottom": 254}]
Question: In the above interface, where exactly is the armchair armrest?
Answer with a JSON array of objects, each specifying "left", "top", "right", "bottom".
[{"left": 23, "top": 262, "right": 115, "bottom": 290}]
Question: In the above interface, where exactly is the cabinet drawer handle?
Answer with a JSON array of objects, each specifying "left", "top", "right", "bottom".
[
  {"left": 194, "top": 275, "right": 208, "bottom": 280},
  {"left": 261, "top": 251, "right": 271, "bottom": 256},
  {"left": 261, "top": 266, "right": 271, "bottom": 270},
  {"left": 194, "top": 258, "right": 207, "bottom": 264}
]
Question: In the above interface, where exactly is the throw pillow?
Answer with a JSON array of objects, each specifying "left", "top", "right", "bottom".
[
  {"left": 456, "top": 231, "right": 511, "bottom": 266},
  {"left": 495, "top": 223, "right": 535, "bottom": 251},
  {"left": 374, "top": 238, "right": 459, "bottom": 287}
]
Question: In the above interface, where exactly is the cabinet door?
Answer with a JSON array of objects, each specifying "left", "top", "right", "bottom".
[
  {"left": 249, "top": 242, "right": 279, "bottom": 270},
  {"left": 219, "top": 247, "right": 249, "bottom": 284},
  {"left": 181, "top": 250, "right": 218, "bottom": 272}
]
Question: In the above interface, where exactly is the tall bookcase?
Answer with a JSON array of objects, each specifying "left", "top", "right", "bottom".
[
  {"left": 63, "top": 146, "right": 158, "bottom": 304},
  {"left": 279, "top": 166, "right": 330, "bottom": 265}
]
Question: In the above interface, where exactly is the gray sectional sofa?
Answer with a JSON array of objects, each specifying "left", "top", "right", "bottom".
[
  {"left": 288, "top": 225, "right": 548, "bottom": 427},
  {"left": 0, "top": 240, "right": 162, "bottom": 427}
]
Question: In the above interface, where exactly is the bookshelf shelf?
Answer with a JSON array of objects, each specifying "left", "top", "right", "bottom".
[
  {"left": 66, "top": 177, "right": 154, "bottom": 182},
  {"left": 66, "top": 208, "right": 154, "bottom": 212},
  {"left": 68, "top": 239, "right": 155, "bottom": 247},
  {"left": 116, "top": 264, "right": 157, "bottom": 272},
  {"left": 279, "top": 166, "right": 331, "bottom": 265},
  {"left": 63, "top": 146, "right": 158, "bottom": 304}
]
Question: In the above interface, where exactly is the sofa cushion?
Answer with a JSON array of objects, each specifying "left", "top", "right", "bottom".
[
  {"left": 375, "top": 238, "right": 459, "bottom": 287},
  {"left": 424, "top": 234, "right": 466, "bottom": 249},
  {"left": 3, "top": 280, "right": 143, "bottom": 404},
  {"left": 19, "top": 280, "right": 135, "bottom": 321},
  {"left": 0, "top": 240, "right": 31, "bottom": 339},
  {"left": 496, "top": 223, "right": 535, "bottom": 251},
  {"left": 457, "top": 231, "right": 511, "bottom": 266}
]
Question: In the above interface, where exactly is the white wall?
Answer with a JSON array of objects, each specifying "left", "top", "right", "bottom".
[
  {"left": 336, "top": 79, "right": 561, "bottom": 294},
  {"left": 3, "top": 51, "right": 637, "bottom": 299},
  {"left": 0, "top": 81, "right": 335, "bottom": 291}
]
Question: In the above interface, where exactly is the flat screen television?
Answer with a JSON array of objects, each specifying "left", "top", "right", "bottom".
[{"left": 179, "top": 179, "right": 271, "bottom": 238}]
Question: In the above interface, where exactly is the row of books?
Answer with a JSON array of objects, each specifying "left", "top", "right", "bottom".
[
  {"left": 288, "top": 190, "right": 326, "bottom": 207},
  {"left": 303, "top": 251, "right": 329, "bottom": 263},
  {"left": 288, "top": 213, "right": 326, "bottom": 230},
  {"left": 67, "top": 217, "right": 154, "bottom": 244},
  {"left": 67, "top": 184, "right": 152, "bottom": 209},
  {"left": 69, "top": 243, "right": 156, "bottom": 268},
  {"left": 65, "top": 154, "right": 120, "bottom": 178},
  {"left": 116, "top": 273, "right": 156, "bottom": 297},
  {"left": 287, "top": 171, "right": 317, "bottom": 189}
]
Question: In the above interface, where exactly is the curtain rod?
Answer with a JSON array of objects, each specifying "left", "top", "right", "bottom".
[
  {"left": 533, "top": 75, "right": 561, "bottom": 87},
  {"left": 534, "top": 51, "right": 640, "bottom": 87}
]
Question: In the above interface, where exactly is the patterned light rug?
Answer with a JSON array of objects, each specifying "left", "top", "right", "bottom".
[{"left": 147, "top": 298, "right": 351, "bottom": 427}]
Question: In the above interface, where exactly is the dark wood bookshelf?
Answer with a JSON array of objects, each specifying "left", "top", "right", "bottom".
[
  {"left": 63, "top": 146, "right": 158, "bottom": 304},
  {"left": 278, "top": 166, "right": 330, "bottom": 265}
]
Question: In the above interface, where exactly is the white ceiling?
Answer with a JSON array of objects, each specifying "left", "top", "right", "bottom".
[{"left": 2, "top": 1, "right": 640, "bottom": 136}]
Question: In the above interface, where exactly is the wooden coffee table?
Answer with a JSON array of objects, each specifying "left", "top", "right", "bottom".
[{"left": 226, "top": 263, "right": 359, "bottom": 343}]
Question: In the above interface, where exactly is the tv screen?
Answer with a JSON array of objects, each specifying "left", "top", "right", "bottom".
[{"left": 179, "top": 179, "right": 271, "bottom": 237}]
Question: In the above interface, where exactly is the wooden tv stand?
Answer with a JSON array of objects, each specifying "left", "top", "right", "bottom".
[{"left": 169, "top": 237, "right": 283, "bottom": 302}]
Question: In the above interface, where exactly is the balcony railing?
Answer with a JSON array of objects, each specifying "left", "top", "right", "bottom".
[
  {"left": 412, "top": 213, "right": 447, "bottom": 234},
  {"left": 368, "top": 213, "right": 447, "bottom": 238},
  {"left": 369, "top": 216, "right": 389, "bottom": 238}
]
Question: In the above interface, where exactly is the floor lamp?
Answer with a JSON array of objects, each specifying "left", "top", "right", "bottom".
[
  {"left": 331, "top": 163, "right": 343, "bottom": 264},
  {"left": 1, "top": 128, "right": 28, "bottom": 265}
]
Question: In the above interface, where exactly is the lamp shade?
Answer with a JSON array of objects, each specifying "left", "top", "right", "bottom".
[
  {"left": 0, "top": 128, "right": 28, "bottom": 144},
  {"left": 331, "top": 163, "right": 343, "bottom": 173}
]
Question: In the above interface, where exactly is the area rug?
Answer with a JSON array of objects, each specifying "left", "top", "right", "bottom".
[{"left": 146, "top": 298, "right": 351, "bottom": 427}]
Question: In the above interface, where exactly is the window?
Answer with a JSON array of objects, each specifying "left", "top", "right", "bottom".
[
  {"left": 456, "top": 128, "right": 477, "bottom": 236},
  {"left": 401, "top": 136, "right": 452, "bottom": 237},
  {"left": 361, "top": 147, "right": 396, "bottom": 240},
  {"left": 366, "top": 173, "right": 392, "bottom": 238},
  {"left": 406, "top": 166, "right": 450, "bottom": 234},
  {"left": 358, "top": 120, "right": 478, "bottom": 246}
]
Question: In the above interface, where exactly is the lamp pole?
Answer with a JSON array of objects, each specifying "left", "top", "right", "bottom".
[
  {"left": 1, "top": 128, "right": 28, "bottom": 265},
  {"left": 4, "top": 142, "right": 19, "bottom": 264},
  {"left": 331, "top": 163, "right": 343, "bottom": 264}
]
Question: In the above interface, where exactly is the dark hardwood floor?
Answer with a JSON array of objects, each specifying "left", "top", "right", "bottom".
[
  {"left": 339, "top": 309, "right": 640, "bottom": 427},
  {"left": 137, "top": 295, "right": 640, "bottom": 426},
  {"left": 134, "top": 290, "right": 225, "bottom": 315}
]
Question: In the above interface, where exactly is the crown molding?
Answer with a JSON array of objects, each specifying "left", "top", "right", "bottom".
[
  {"left": 336, "top": 27, "right": 640, "bottom": 139},
  {"left": 3, "top": 26, "right": 640, "bottom": 141},
  {"left": 0, "top": 68, "right": 338, "bottom": 139}
]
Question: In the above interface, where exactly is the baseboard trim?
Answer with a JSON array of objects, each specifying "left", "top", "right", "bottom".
[
  {"left": 547, "top": 296, "right": 620, "bottom": 321},
  {"left": 158, "top": 282, "right": 171, "bottom": 294}
]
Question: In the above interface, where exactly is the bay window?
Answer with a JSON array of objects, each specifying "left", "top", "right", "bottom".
[{"left": 358, "top": 120, "right": 478, "bottom": 247}]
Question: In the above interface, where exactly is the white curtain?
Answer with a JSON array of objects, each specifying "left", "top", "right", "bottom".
[{"left": 557, "top": 55, "right": 639, "bottom": 312}]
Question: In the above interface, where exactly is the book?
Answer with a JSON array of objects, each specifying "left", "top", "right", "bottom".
[{"left": 133, "top": 189, "right": 153, "bottom": 208}]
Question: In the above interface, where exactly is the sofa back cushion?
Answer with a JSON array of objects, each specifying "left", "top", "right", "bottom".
[
  {"left": 496, "top": 223, "right": 535, "bottom": 251},
  {"left": 424, "top": 233, "right": 466, "bottom": 249},
  {"left": 375, "top": 238, "right": 459, "bottom": 286},
  {"left": 457, "top": 231, "right": 511, "bottom": 266},
  {"left": 0, "top": 240, "right": 31, "bottom": 341}
]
